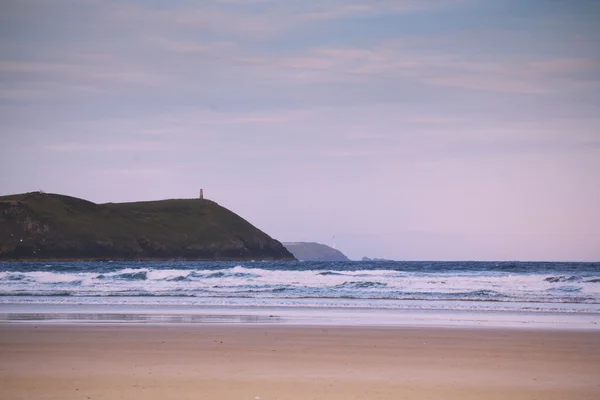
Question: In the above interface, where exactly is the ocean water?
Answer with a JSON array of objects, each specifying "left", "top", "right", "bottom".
[{"left": 1, "top": 261, "right": 599, "bottom": 328}]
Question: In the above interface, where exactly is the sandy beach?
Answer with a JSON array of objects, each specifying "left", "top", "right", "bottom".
[{"left": 1, "top": 324, "right": 599, "bottom": 400}]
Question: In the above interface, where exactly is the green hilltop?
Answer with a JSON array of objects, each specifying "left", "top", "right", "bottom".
[{"left": 0, "top": 192, "right": 295, "bottom": 261}]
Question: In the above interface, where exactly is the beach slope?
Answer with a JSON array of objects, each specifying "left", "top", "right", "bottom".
[{"left": 1, "top": 325, "right": 599, "bottom": 400}]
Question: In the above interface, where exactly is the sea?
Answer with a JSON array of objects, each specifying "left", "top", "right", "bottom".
[{"left": 1, "top": 260, "right": 599, "bottom": 329}]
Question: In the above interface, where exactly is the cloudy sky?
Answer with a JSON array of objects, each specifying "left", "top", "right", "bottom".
[{"left": 1, "top": 0, "right": 599, "bottom": 261}]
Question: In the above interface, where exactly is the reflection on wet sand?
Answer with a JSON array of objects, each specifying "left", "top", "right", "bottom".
[{"left": 0, "top": 312, "right": 282, "bottom": 324}]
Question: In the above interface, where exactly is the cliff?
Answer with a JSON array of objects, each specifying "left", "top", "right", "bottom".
[
  {"left": 0, "top": 192, "right": 295, "bottom": 261},
  {"left": 283, "top": 242, "right": 350, "bottom": 261}
]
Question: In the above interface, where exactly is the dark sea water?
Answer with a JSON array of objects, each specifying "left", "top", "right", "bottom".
[{"left": 1, "top": 261, "right": 599, "bottom": 313}]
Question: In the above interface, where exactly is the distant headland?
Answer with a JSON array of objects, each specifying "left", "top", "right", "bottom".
[
  {"left": 283, "top": 242, "right": 350, "bottom": 261},
  {"left": 0, "top": 191, "right": 295, "bottom": 261},
  {"left": 361, "top": 257, "right": 394, "bottom": 262}
]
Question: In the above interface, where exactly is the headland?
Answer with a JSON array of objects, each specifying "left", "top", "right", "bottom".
[{"left": 0, "top": 192, "right": 295, "bottom": 261}]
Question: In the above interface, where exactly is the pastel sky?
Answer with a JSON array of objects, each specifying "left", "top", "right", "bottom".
[{"left": 1, "top": 0, "right": 599, "bottom": 261}]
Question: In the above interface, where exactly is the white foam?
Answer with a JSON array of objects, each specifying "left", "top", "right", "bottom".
[{"left": 1, "top": 266, "right": 599, "bottom": 305}]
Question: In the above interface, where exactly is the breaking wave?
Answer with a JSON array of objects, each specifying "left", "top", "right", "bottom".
[{"left": 0, "top": 261, "right": 599, "bottom": 305}]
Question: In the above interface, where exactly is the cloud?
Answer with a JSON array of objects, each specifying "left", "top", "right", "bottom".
[
  {"left": 0, "top": 57, "right": 175, "bottom": 102},
  {"left": 4, "top": 0, "right": 598, "bottom": 110},
  {"left": 300, "top": 0, "right": 468, "bottom": 21},
  {"left": 530, "top": 58, "right": 600, "bottom": 74},
  {"left": 107, "top": 2, "right": 292, "bottom": 37},
  {"left": 103, "top": 0, "right": 471, "bottom": 38},
  {"left": 44, "top": 141, "right": 162, "bottom": 153},
  {"left": 251, "top": 38, "right": 600, "bottom": 93},
  {"left": 149, "top": 37, "right": 236, "bottom": 54}
]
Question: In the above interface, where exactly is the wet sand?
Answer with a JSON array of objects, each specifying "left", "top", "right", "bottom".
[{"left": 1, "top": 324, "right": 599, "bottom": 400}]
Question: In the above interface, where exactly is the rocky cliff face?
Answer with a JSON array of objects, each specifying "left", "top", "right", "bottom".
[
  {"left": 0, "top": 192, "right": 295, "bottom": 261},
  {"left": 283, "top": 242, "right": 350, "bottom": 261}
]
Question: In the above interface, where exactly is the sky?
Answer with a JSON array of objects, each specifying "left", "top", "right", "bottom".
[{"left": 1, "top": 0, "right": 599, "bottom": 261}]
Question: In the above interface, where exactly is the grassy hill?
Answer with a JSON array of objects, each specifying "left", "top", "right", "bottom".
[{"left": 0, "top": 192, "right": 295, "bottom": 261}]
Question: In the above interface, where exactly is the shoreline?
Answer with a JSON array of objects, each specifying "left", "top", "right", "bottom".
[
  {"left": 2, "top": 324, "right": 599, "bottom": 400},
  {"left": 2, "top": 302, "right": 599, "bottom": 330}
]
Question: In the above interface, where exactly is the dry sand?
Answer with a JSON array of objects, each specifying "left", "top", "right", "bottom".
[{"left": 1, "top": 324, "right": 599, "bottom": 400}]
